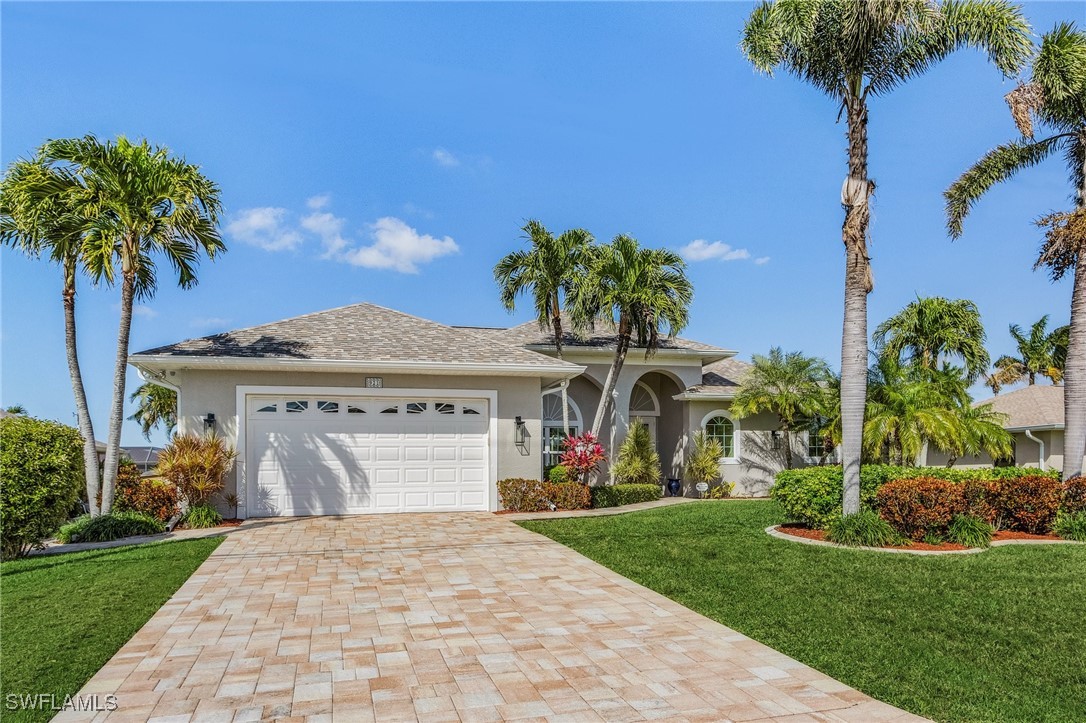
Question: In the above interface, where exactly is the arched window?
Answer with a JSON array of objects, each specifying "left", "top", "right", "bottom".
[
  {"left": 702, "top": 411, "right": 738, "bottom": 460},
  {"left": 541, "top": 390, "right": 582, "bottom": 473}
]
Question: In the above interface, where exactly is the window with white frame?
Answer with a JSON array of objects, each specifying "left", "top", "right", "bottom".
[
  {"left": 541, "top": 389, "right": 581, "bottom": 473},
  {"left": 807, "top": 424, "right": 829, "bottom": 459},
  {"left": 703, "top": 412, "right": 737, "bottom": 459}
]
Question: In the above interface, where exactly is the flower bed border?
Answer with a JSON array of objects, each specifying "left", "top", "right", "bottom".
[{"left": 767, "top": 525, "right": 1083, "bottom": 556}]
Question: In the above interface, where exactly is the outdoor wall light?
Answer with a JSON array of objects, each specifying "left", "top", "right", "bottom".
[
  {"left": 204, "top": 413, "right": 217, "bottom": 433},
  {"left": 771, "top": 430, "right": 782, "bottom": 450},
  {"left": 514, "top": 416, "right": 527, "bottom": 446}
]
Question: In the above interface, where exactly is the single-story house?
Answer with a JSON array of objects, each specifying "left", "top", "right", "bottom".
[
  {"left": 927, "top": 384, "right": 1084, "bottom": 473},
  {"left": 129, "top": 303, "right": 813, "bottom": 518}
]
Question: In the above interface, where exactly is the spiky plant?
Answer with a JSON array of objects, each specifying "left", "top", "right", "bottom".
[
  {"left": 156, "top": 434, "right": 236, "bottom": 508},
  {"left": 946, "top": 23, "right": 1086, "bottom": 479},
  {"left": 612, "top": 419, "right": 661, "bottom": 486},
  {"left": 743, "top": 0, "right": 1031, "bottom": 513},
  {"left": 685, "top": 431, "right": 724, "bottom": 486}
]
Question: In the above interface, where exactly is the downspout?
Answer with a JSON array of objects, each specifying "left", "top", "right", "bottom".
[{"left": 1023, "top": 429, "right": 1045, "bottom": 471}]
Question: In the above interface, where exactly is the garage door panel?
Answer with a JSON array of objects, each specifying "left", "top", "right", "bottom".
[{"left": 246, "top": 394, "right": 490, "bottom": 516}]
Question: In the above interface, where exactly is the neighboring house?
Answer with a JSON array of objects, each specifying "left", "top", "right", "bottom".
[
  {"left": 928, "top": 384, "right": 1083, "bottom": 473},
  {"left": 122, "top": 446, "right": 163, "bottom": 475},
  {"left": 128, "top": 303, "right": 801, "bottom": 518}
]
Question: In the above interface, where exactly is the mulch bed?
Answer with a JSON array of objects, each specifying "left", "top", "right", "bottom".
[
  {"left": 175, "top": 518, "right": 243, "bottom": 530},
  {"left": 776, "top": 524, "right": 1063, "bottom": 551}
]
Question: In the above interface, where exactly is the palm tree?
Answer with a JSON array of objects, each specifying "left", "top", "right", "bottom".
[
  {"left": 873, "top": 296, "right": 990, "bottom": 382},
  {"left": 731, "top": 348, "right": 833, "bottom": 469},
  {"left": 0, "top": 155, "right": 103, "bottom": 514},
  {"left": 989, "top": 316, "right": 1070, "bottom": 388},
  {"left": 129, "top": 382, "right": 178, "bottom": 440},
  {"left": 42, "top": 135, "right": 224, "bottom": 513},
  {"left": 494, "top": 220, "right": 593, "bottom": 435},
  {"left": 943, "top": 401, "right": 1013, "bottom": 466},
  {"left": 570, "top": 234, "right": 693, "bottom": 439},
  {"left": 864, "top": 358, "right": 961, "bottom": 465},
  {"left": 743, "top": 1, "right": 1031, "bottom": 513},
  {"left": 946, "top": 23, "right": 1086, "bottom": 480}
]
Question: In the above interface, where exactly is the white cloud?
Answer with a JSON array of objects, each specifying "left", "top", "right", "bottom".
[
  {"left": 306, "top": 194, "right": 331, "bottom": 210},
  {"left": 226, "top": 207, "right": 303, "bottom": 251},
  {"left": 431, "top": 148, "right": 461, "bottom": 167},
  {"left": 334, "top": 217, "right": 459, "bottom": 273},
  {"left": 115, "top": 303, "right": 157, "bottom": 319},
  {"left": 190, "top": 316, "right": 230, "bottom": 329},
  {"left": 680, "top": 239, "right": 752, "bottom": 262},
  {"left": 301, "top": 210, "right": 350, "bottom": 258},
  {"left": 754, "top": 256, "right": 771, "bottom": 265}
]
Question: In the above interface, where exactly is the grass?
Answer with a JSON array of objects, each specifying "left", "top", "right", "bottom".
[
  {"left": 0, "top": 538, "right": 222, "bottom": 723},
  {"left": 520, "top": 501, "right": 1086, "bottom": 723}
]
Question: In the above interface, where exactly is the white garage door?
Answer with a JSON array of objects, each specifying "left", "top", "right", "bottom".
[{"left": 245, "top": 394, "right": 490, "bottom": 516}]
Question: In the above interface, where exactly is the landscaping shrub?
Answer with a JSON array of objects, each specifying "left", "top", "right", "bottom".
[
  {"left": 876, "top": 477, "right": 965, "bottom": 541},
  {"left": 947, "top": 514, "right": 994, "bottom": 548},
  {"left": 686, "top": 431, "right": 724, "bottom": 489},
  {"left": 772, "top": 465, "right": 1057, "bottom": 529},
  {"left": 612, "top": 420, "right": 660, "bottom": 485},
  {"left": 1053, "top": 511, "right": 1086, "bottom": 542},
  {"left": 115, "top": 469, "right": 180, "bottom": 523},
  {"left": 498, "top": 478, "right": 548, "bottom": 512},
  {"left": 986, "top": 475, "right": 1062, "bottom": 534},
  {"left": 0, "top": 416, "right": 85, "bottom": 559},
  {"left": 1062, "top": 476, "right": 1086, "bottom": 514},
  {"left": 559, "top": 432, "right": 605, "bottom": 483},
  {"left": 546, "top": 482, "right": 591, "bottom": 510},
  {"left": 157, "top": 433, "right": 236, "bottom": 506},
  {"left": 183, "top": 503, "right": 223, "bottom": 529},
  {"left": 547, "top": 465, "right": 571, "bottom": 484},
  {"left": 56, "top": 510, "right": 164, "bottom": 543},
  {"left": 590, "top": 484, "right": 661, "bottom": 509},
  {"left": 825, "top": 510, "right": 898, "bottom": 547},
  {"left": 707, "top": 481, "right": 736, "bottom": 499}
]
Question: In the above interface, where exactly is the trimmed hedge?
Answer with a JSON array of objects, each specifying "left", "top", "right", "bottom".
[
  {"left": 772, "top": 465, "right": 1056, "bottom": 528},
  {"left": 590, "top": 484, "right": 661, "bottom": 509},
  {"left": 497, "top": 479, "right": 591, "bottom": 512},
  {"left": 986, "top": 475, "right": 1062, "bottom": 534},
  {"left": 1063, "top": 477, "right": 1086, "bottom": 514},
  {"left": 0, "top": 416, "right": 85, "bottom": 559},
  {"left": 876, "top": 478, "right": 965, "bottom": 541}
]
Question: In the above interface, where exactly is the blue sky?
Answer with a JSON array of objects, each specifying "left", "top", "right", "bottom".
[{"left": 1, "top": 1, "right": 1080, "bottom": 447}]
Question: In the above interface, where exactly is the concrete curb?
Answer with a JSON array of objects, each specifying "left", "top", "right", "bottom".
[
  {"left": 34, "top": 524, "right": 244, "bottom": 557},
  {"left": 766, "top": 525, "right": 1082, "bottom": 556}
]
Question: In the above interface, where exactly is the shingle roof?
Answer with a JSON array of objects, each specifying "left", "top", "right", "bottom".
[
  {"left": 463, "top": 317, "right": 731, "bottom": 354},
  {"left": 976, "top": 384, "right": 1065, "bottom": 430},
  {"left": 681, "top": 358, "right": 753, "bottom": 397},
  {"left": 132, "top": 303, "right": 579, "bottom": 369}
]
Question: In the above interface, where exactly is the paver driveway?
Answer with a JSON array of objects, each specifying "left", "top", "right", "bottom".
[{"left": 60, "top": 513, "right": 925, "bottom": 722}]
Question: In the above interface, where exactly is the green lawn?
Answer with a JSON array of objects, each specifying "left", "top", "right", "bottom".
[
  {"left": 520, "top": 501, "right": 1086, "bottom": 723},
  {"left": 0, "top": 538, "right": 222, "bottom": 723}
]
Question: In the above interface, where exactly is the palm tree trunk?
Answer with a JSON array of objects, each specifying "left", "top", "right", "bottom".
[
  {"left": 1063, "top": 250, "right": 1086, "bottom": 480},
  {"left": 100, "top": 269, "right": 136, "bottom": 514},
  {"left": 782, "top": 421, "right": 793, "bottom": 470},
  {"left": 840, "top": 90, "right": 873, "bottom": 516},
  {"left": 62, "top": 274, "right": 102, "bottom": 516},
  {"left": 551, "top": 300, "right": 571, "bottom": 437},
  {"left": 591, "top": 316, "right": 631, "bottom": 439}
]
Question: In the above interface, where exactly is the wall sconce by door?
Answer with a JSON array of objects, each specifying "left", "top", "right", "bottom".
[
  {"left": 771, "top": 430, "right": 782, "bottom": 451},
  {"left": 514, "top": 416, "right": 530, "bottom": 454},
  {"left": 204, "top": 413, "right": 217, "bottom": 434}
]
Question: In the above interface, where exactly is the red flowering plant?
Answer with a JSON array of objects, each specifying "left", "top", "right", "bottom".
[{"left": 559, "top": 432, "right": 606, "bottom": 483}]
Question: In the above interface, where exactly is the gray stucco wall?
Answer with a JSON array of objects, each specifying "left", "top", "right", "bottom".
[{"left": 172, "top": 369, "right": 547, "bottom": 510}]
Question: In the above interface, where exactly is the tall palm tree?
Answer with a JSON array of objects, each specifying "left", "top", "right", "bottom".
[
  {"left": 873, "top": 296, "right": 990, "bottom": 382},
  {"left": 946, "top": 23, "right": 1086, "bottom": 479},
  {"left": 990, "top": 315, "right": 1070, "bottom": 388},
  {"left": 570, "top": 234, "right": 693, "bottom": 439},
  {"left": 129, "top": 382, "right": 178, "bottom": 440},
  {"left": 42, "top": 135, "right": 224, "bottom": 512},
  {"left": 742, "top": 0, "right": 1031, "bottom": 513},
  {"left": 0, "top": 156, "right": 103, "bottom": 514},
  {"left": 731, "top": 348, "right": 833, "bottom": 469},
  {"left": 494, "top": 220, "right": 593, "bottom": 436}
]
